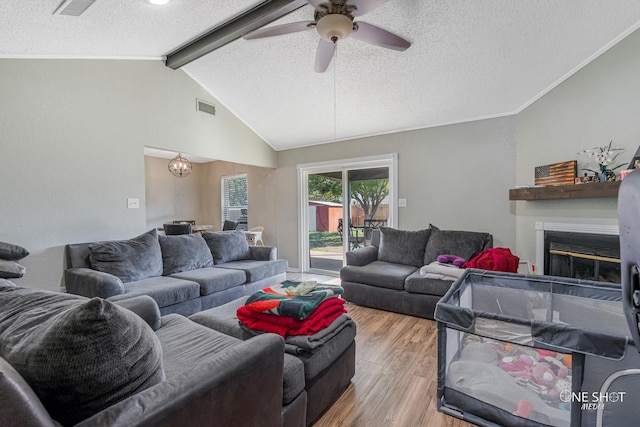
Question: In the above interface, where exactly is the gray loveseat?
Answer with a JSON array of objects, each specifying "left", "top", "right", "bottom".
[
  {"left": 64, "top": 229, "right": 287, "bottom": 316},
  {"left": 0, "top": 280, "right": 285, "bottom": 427},
  {"left": 340, "top": 225, "right": 492, "bottom": 319}
]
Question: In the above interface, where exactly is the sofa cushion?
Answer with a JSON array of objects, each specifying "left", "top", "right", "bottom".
[
  {"left": 89, "top": 229, "right": 163, "bottom": 282},
  {"left": 0, "top": 259, "right": 25, "bottom": 279},
  {"left": 0, "top": 286, "right": 164, "bottom": 426},
  {"left": 377, "top": 227, "right": 431, "bottom": 268},
  {"left": 0, "top": 241, "right": 29, "bottom": 261},
  {"left": 170, "top": 267, "right": 246, "bottom": 296},
  {"left": 154, "top": 314, "right": 244, "bottom": 379},
  {"left": 404, "top": 269, "right": 455, "bottom": 296},
  {"left": 215, "top": 259, "right": 288, "bottom": 283},
  {"left": 158, "top": 233, "right": 214, "bottom": 275},
  {"left": 424, "top": 225, "right": 492, "bottom": 265},
  {"left": 340, "top": 260, "right": 417, "bottom": 290},
  {"left": 202, "top": 231, "right": 251, "bottom": 264},
  {"left": 108, "top": 276, "right": 201, "bottom": 308},
  {"left": 283, "top": 354, "right": 306, "bottom": 406}
]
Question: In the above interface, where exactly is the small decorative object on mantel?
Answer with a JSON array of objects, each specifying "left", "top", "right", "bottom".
[
  {"left": 534, "top": 160, "right": 577, "bottom": 186},
  {"left": 619, "top": 145, "right": 640, "bottom": 180},
  {"left": 577, "top": 141, "right": 625, "bottom": 183}
]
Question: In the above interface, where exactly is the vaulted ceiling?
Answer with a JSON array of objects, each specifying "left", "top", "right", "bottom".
[{"left": 3, "top": 1, "right": 640, "bottom": 151}]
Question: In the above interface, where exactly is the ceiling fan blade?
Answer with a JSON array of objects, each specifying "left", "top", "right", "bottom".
[
  {"left": 314, "top": 39, "right": 336, "bottom": 73},
  {"left": 243, "top": 21, "right": 315, "bottom": 40},
  {"left": 350, "top": 21, "right": 411, "bottom": 51},
  {"left": 307, "top": 0, "right": 329, "bottom": 9},
  {"left": 347, "top": 0, "right": 391, "bottom": 16}
]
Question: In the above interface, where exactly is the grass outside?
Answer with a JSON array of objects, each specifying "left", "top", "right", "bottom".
[
  {"left": 309, "top": 230, "right": 366, "bottom": 253},
  {"left": 309, "top": 231, "right": 342, "bottom": 253}
]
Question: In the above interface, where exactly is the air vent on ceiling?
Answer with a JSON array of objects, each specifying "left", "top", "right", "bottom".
[
  {"left": 53, "top": 0, "right": 96, "bottom": 17},
  {"left": 196, "top": 99, "right": 216, "bottom": 116}
]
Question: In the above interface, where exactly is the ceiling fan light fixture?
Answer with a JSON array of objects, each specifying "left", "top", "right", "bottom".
[
  {"left": 148, "top": 0, "right": 171, "bottom": 5},
  {"left": 316, "top": 14, "right": 353, "bottom": 42}
]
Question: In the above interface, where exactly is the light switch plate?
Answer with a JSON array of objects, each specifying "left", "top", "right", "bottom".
[
  {"left": 127, "top": 198, "right": 140, "bottom": 209},
  {"left": 398, "top": 198, "right": 407, "bottom": 207}
]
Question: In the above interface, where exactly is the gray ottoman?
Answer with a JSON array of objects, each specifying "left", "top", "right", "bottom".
[{"left": 190, "top": 296, "right": 356, "bottom": 426}]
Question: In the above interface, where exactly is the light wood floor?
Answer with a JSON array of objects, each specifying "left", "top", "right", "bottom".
[{"left": 287, "top": 272, "right": 474, "bottom": 427}]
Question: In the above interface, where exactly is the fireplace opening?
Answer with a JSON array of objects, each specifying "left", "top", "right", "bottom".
[{"left": 543, "top": 231, "right": 621, "bottom": 283}]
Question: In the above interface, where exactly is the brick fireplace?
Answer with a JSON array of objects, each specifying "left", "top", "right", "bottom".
[{"left": 535, "top": 222, "right": 621, "bottom": 283}]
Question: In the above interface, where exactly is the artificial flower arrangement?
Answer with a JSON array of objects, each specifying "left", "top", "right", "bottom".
[{"left": 577, "top": 141, "right": 625, "bottom": 182}]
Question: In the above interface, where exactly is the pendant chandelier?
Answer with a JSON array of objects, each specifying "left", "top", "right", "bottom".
[{"left": 168, "top": 153, "right": 192, "bottom": 178}]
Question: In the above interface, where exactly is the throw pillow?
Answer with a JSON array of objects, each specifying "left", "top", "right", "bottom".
[
  {"left": 0, "top": 286, "right": 164, "bottom": 426},
  {"left": 158, "top": 233, "right": 214, "bottom": 275},
  {"left": 424, "top": 225, "right": 492, "bottom": 265},
  {"left": 377, "top": 227, "right": 431, "bottom": 267},
  {"left": 0, "top": 241, "right": 29, "bottom": 261},
  {"left": 89, "top": 229, "right": 163, "bottom": 282},
  {"left": 202, "top": 231, "right": 251, "bottom": 264},
  {"left": 0, "top": 260, "right": 25, "bottom": 279}
]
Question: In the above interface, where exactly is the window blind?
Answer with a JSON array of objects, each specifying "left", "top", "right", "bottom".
[{"left": 221, "top": 174, "right": 248, "bottom": 222}]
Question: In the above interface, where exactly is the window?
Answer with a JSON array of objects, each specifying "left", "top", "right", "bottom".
[{"left": 221, "top": 174, "right": 248, "bottom": 228}]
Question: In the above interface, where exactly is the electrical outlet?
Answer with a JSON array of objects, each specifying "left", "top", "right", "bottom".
[
  {"left": 127, "top": 198, "right": 140, "bottom": 209},
  {"left": 398, "top": 198, "right": 407, "bottom": 208}
]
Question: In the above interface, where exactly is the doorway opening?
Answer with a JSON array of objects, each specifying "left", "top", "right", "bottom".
[{"left": 299, "top": 154, "right": 397, "bottom": 275}]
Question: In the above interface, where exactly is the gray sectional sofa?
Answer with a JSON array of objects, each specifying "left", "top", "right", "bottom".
[
  {"left": 341, "top": 225, "right": 492, "bottom": 319},
  {"left": 0, "top": 280, "right": 285, "bottom": 427},
  {"left": 64, "top": 229, "right": 287, "bottom": 316},
  {"left": 190, "top": 296, "right": 356, "bottom": 426}
]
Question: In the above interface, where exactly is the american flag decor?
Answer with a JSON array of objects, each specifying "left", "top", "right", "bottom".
[{"left": 534, "top": 160, "right": 577, "bottom": 186}]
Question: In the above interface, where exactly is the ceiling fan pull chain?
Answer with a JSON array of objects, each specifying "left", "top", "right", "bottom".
[{"left": 333, "top": 44, "right": 337, "bottom": 141}]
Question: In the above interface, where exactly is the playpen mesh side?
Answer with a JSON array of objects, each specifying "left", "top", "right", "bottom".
[
  {"left": 436, "top": 270, "right": 634, "bottom": 427},
  {"left": 577, "top": 351, "right": 640, "bottom": 427},
  {"left": 441, "top": 326, "right": 572, "bottom": 427}
]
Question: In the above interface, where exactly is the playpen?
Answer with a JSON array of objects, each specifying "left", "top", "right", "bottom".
[{"left": 435, "top": 269, "right": 640, "bottom": 427}]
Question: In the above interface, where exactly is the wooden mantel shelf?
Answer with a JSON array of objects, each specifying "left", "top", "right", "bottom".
[{"left": 509, "top": 181, "right": 621, "bottom": 201}]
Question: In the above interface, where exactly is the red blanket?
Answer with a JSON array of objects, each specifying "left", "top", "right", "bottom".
[
  {"left": 462, "top": 247, "right": 520, "bottom": 273},
  {"left": 237, "top": 298, "right": 346, "bottom": 337}
]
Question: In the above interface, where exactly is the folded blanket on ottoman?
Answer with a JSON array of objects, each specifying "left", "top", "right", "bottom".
[
  {"left": 285, "top": 313, "right": 353, "bottom": 353},
  {"left": 244, "top": 281, "right": 344, "bottom": 320},
  {"left": 238, "top": 297, "right": 346, "bottom": 338}
]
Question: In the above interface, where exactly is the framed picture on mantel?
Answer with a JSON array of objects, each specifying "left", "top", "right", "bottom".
[{"left": 534, "top": 160, "right": 577, "bottom": 186}]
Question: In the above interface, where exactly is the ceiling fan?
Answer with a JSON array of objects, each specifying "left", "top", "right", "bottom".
[{"left": 243, "top": 0, "right": 411, "bottom": 73}]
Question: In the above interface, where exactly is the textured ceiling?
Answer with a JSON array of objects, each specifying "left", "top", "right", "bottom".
[{"left": 3, "top": 1, "right": 640, "bottom": 151}]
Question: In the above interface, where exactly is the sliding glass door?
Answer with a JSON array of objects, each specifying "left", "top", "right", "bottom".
[
  {"left": 299, "top": 154, "right": 397, "bottom": 275},
  {"left": 307, "top": 171, "right": 344, "bottom": 271},
  {"left": 346, "top": 168, "right": 390, "bottom": 251}
]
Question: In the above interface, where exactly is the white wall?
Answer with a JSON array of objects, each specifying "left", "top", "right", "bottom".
[
  {"left": 144, "top": 157, "right": 279, "bottom": 243},
  {"left": 199, "top": 161, "right": 279, "bottom": 245},
  {"left": 514, "top": 27, "right": 640, "bottom": 264},
  {"left": 0, "top": 59, "right": 275, "bottom": 290},
  {"left": 276, "top": 117, "right": 518, "bottom": 269},
  {"left": 144, "top": 156, "right": 207, "bottom": 228}
]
